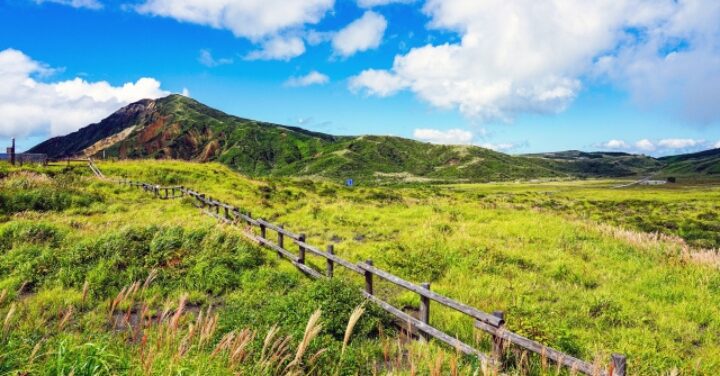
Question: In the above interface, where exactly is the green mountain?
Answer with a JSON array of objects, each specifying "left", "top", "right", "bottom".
[
  {"left": 524, "top": 150, "right": 665, "bottom": 177},
  {"left": 28, "top": 95, "right": 558, "bottom": 182},
  {"left": 29, "top": 94, "right": 714, "bottom": 182},
  {"left": 659, "top": 148, "right": 720, "bottom": 176}
]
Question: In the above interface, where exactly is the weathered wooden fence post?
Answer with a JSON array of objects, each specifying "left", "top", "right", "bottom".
[
  {"left": 277, "top": 225, "right": 285, "bottom": 258},
  {"left": 611, "top": 354, "right": 626, "bottom": 376},
  {"left": 364, "top": 260, "right": 374, "bottom": 295},
  {"left": 492, "top": 310, "right": 506, "bottom": 368},
  {"left": 298, "top": 234, "right": 306, "bottom": 264},
  {"left": 326, "top": 245, "right": 335, "bottom": 278},
  {"left": 259, "top": 220, "right": 267, "bottom": 239},
  {"left": 419, "top": 282, "right": 431, "bottom": 330}
]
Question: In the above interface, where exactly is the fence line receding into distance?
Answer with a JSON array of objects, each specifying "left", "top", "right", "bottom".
[{"left": 86, "top": 159, "right": 627, "bottom": 376}]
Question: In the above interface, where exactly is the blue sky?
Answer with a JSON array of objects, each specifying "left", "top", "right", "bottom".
[{"left": 1, "top": 0, "right": 719, "bottom": 155}]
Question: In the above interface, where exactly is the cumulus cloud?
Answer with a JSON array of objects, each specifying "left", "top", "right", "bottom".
[
  {"left": 332, "top": 11, "right": 387, "bottom": 57},
  {"left": 284, "top": 71, "right": 330, "bottom": 87},
  {"left": 35, "top": 0, "right": 102, "bottom": 9},
  {"left": 136, "top": 0, "right": 333, "bottom": 60},
  {"left": 349, "top": 69, "right": 406, "bottom": 97},
  {"left": 635, "top": 139, "right": 655, "bottom": 152},
  {"left": 198, "top": 49, "right": 233, "bottom": 67},
  {"left": 136, "top": 0, "right": 333, "bottom": 40},
  {"left": 477, "top": 142, "right": 518, "bottom": 152},
  {"left": 350, "top": 0, "right": 720, "bottom": 123},
  {"left": 357, "top": 0, "right": 413, "bottom": 8},
  {"left": 596, "top": 2, "right": 720, "bottom": 124},
  {"left": 597, "top": 138, "right": 714, "bottom": 155},
  {"left": 246, "top": 36, "right": 306, "bottom": 61},
  {"left": 657, "top": 138, "right": 704, "bottom": 149},
  {"left": 0, "top": 48, "right": 169, "bottom": 138},
  {"left": 601, "top": 140, "right": 630, "bottom": 150},
  {"left": 413, "top": 128, "right": 473, "bottom": 145}
]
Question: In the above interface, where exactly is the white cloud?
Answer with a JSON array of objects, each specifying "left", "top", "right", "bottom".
[
  {"left": 357, "top": 0, "right": 413, "bottom": 8},
  {"left": 595, "top": 2, "right": 720, "bottom": 123},
  {"left": 349, "top": 69, "right": 406, "bottom": 97},
  {"left": 635, "top": 139, "right": 656, "bottom": 152},
  {"left": 657, "top": 138, "right": 704, "bottom": 149},
  {"left": 198, "top": 49, "right": 233, "bottom": 67},
  {"left": 136, "top": 0, "right": 333, "bottom": 60},
  {"left": 350, "top": 0, "right": 720, "bottom": 123},
  {"left": 715, "top": 141, "right": 720, "bottom": 149},
  {"left": 246, "top": 36, "right": 306, "bottom": 61},
  {"left": 284, "top": 71, "right": 330, "bottom": 87},
  {"left": 413, "top": 128, "right": 473, "bottom": 145},
  {"left": 0, "top": 48, "right": 169, "bottom": 138},
  {"left": 305, "top": 30, "right": 333, "bottom": 45},
  {"left": 332, "top": 11, "right": 387, "bottom": 57},
  {"left": 181, "top": 88, "right": 191, "bottom": 97},
  {"left": 478, "top": 142, "right": 517, "bottom": 152},
  {"left": 35, "top": 0, "right": 102, "bottom": 9},
  {"left": 601, "top": 139, "right": 629, "bottom": 150},
  {"left": 595, "top": 138, "right": 713, "bottom": 155},
  {"left": 136, "top": 0, "right": 334, "bottom": 41}
]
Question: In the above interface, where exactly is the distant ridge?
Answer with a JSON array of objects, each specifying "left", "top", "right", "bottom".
[
  {"left": 29, "top": 95, "right": 719, "bottom": 182},
  {"left": 658, "top": 148, "right": 720, "bottom": 176}
]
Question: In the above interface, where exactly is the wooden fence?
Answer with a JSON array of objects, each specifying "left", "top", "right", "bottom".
[{"left": 92, "top": 160, "right": 626, "bottom": 375}]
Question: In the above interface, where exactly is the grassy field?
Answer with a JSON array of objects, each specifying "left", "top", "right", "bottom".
[
  {"left": 1, "top": 160, "right": 719, "bottom": 375},
  {"left": 0, "top": 163, "right": 473, "bottom": 375}
]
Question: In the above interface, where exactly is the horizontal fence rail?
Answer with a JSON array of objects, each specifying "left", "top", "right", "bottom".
[{"left": 89, "top": 160, "right": 626, "bottom": 376}]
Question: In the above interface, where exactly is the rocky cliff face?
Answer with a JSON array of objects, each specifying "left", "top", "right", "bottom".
[
  {"left": 28, "top": 95, "right": 339, "bottom": 173},
  {"left": 29, "top": 99, "right": 158, "bottom": 159}
]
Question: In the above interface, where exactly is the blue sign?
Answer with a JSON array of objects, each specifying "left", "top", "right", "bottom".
[{"left": 345, "top": 178, "right": 354, "bottom": 187}]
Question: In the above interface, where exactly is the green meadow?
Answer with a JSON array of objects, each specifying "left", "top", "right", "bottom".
[{"left": 0, "top": 160, "right": 718, "bottom": 375}]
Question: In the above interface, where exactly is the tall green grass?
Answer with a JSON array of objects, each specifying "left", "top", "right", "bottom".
[
  {"left": 93, "top": 160, "right": 720, "bottom": 374},
  {"left": 1, "top": 160, "right": 718, "bottom": 374}
]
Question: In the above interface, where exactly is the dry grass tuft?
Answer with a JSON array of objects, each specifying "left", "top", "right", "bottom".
[
  {"left": 341, "top": 303, "right": 365, "bottom": 356},
  {"left": 58, "top": 305, "right": 74, "bottom": 330},
  {"left": 169, "top": 293, "right": 188, "bottom": 331},
  {"left": 3, "top": 303, "right": 16, "bottom": 336},
  {"left": 286, "top": 309, "right": 323, "bottom": 372}
]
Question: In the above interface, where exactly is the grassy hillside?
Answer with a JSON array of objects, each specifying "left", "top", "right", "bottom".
[
  {"left": 524, "top": 151, "right": 664, "bottom": 177},
  {"left": 95, "top": 160, "right": 720, "bottom": 374},
  {"left": 0, "top": 163, "right": 481, "bottom": 375},
  {"left": 267, "top": 135, "right": 564, "bottom": 183},
  {"left": 4, "top": 159, "right": 719, "bottom": 374},
  {"left": 659, "top": 148, "right": 720, "bottom": 177},
  {"left": 30, "top": 94, "right": 674, "bottom": 183}
]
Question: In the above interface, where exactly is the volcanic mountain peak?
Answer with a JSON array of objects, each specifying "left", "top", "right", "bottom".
[{"left": 28, "top": 95, "right": 719, "bottom": 182}]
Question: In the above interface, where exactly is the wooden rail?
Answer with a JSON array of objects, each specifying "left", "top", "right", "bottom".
[
  {"left": 357, "top": 262, "right": 503, "bottom": 327},
  {"left": 106, "top": 173, "right": 625, "bottom": 375}
]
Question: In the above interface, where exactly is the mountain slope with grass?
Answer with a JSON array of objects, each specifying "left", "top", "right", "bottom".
[
  {"left": 30, "top": 94, "right": 681, "bottom": 182},
  {"left": 523, "top": 150, "right": 665, "bottom": 177},
  {"left": 659, "top": 148, "right": 720, "bottom": 176}
]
